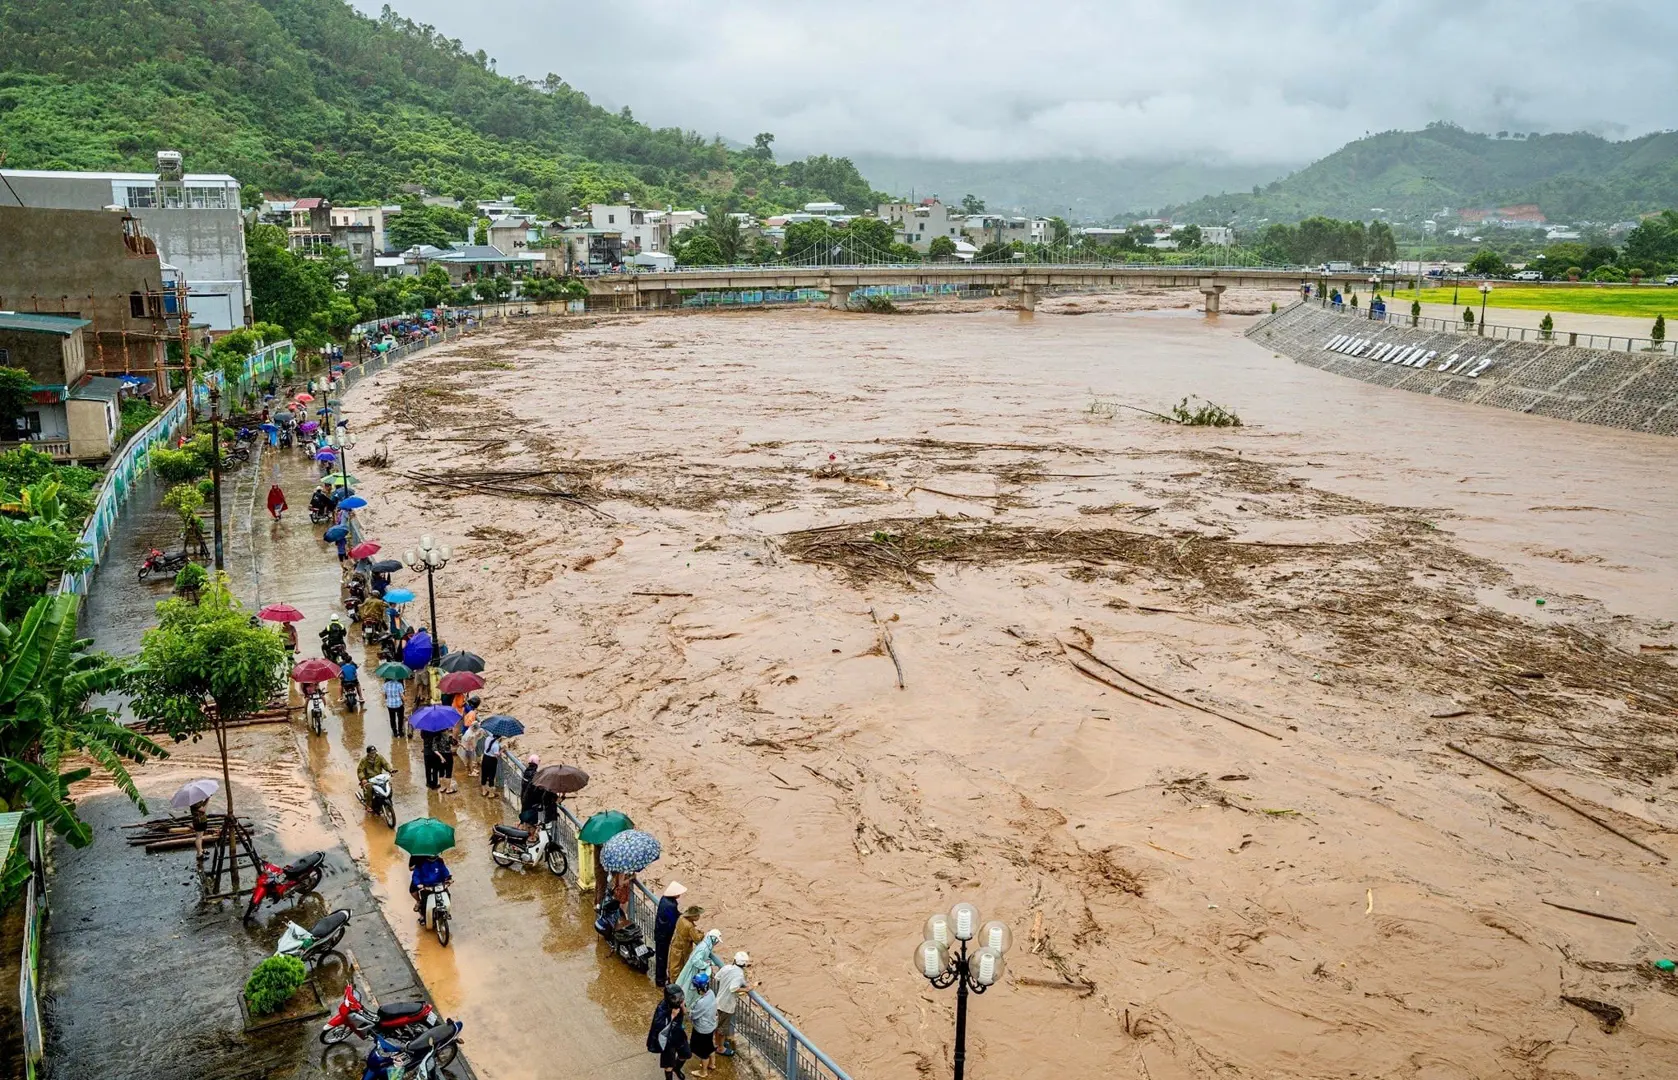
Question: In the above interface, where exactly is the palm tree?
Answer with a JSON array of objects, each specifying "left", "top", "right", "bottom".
[
  {"left": 0, "top": 594, "right": 165, "bottom": 846},
  {"left": 704, "top": 208, "right": 742, "bottom": 265}
]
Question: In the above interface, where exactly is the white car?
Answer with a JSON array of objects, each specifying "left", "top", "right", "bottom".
[
  {"left": 1511, "top": 270, "right": 1542, "bottom": 281},
  {"left": 1665, "top": 274, "right": 1678, "bottom": 286}
]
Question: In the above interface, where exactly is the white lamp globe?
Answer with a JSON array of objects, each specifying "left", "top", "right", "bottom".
[
  {"left": 914, "top": 939, "right": 948, "bottom": 980},
  {"left": 949, "top": 902, "right": 980, "bottom": 942},
  {"left": 978, "top": 920, "right": 1011, "bottom": 954},
  {"left": 973, "top": 947, "right": 1006, "bottom": 987}
]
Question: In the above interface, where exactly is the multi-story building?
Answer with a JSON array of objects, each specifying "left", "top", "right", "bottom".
[
  {"left": 329, "top": 205, "right": 402, "bottom": 253},
  {"left": 588, "top": 205, "right": 670, "bottom": 254},
  {"left": 0, "top": 205, "right": 190, "bottom": 392},
  {"left": 878, "top": 199, "right": 966, "bottom": 252},
  {"left": 0, "top": 313, "right": 127, "bottom": 462},
  {"left": 0, "top": 151, "right": 249, "bottom": 331}
]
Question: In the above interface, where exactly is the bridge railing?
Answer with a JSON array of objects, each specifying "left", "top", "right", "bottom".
[{"left": 597, "top": 260, "right": 1317, "bottom": 276}]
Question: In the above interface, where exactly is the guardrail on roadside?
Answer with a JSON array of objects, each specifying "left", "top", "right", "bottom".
[
  {"left": 495, "top": 751, "right": 852, "bottom": 1080},
  {"left": 1317, "top": 297, "right": 1678, "bottom": 355}
]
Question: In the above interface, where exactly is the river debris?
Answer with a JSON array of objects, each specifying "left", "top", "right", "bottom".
[
  {"left": 401, "top": 467, "right": 613, "bottom": 518},
  {"left": 869, "top": 607, "right": 906, "bottom": 689},
  {"left": 1560, "top": 995, "right": 1625, "bottom": 1033}
]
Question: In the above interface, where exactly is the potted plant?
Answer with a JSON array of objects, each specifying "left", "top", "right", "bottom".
[
  {"left": 243, "top": 955, "right": 308, "bottom": 1020},
  {"left": 1566, "top": 266, "right": 1581, "bottom": 282},
  {"left": 173, "top": 562, "right": 208, "bottom": 602},
  {"left": 1629, "top": 268, "right": 1645, "bottom": 285}
]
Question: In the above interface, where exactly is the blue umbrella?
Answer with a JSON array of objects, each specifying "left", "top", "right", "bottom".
[
  {"left": 600, "top": 829, "right": 662, "bottom": 873},
  {"left": 260, "top": 422, "right": 278, "bottom": 434},
  {"left": 333, "top": 485, "right": 355, "bottom": 496},
  {"left": 323, "top": 524, "right": 349, "bottom": 541},
  {"left": 478, "top": 714, "right": 523, "bottom": 738},
  {"left": 384, "top": 587, "right": 416, "bottom": 604},
  {"left": 402, "top": 629, "right": 434, "bottom": 670},
  {"left": 338, "top": 495, "right": 368, "bottom": 510},
  {"left": 409, "top": 704, "right": 460, "bottom": 732},
  {"left": 315, "top": 449, "right": 337, "bottom": 461}
]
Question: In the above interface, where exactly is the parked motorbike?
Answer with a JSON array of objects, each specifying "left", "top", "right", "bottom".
[
  {"left": 488, "top": 820, "right": 569, "bottom": 877},
  {"left": 319, "top": 983, "right": 436, "bottom": 1047},
  {"left": 306, "top": 690, "right": 326, "bottom": 736},
  {"left": 594, "top": 896, "right": 653, "bottom": 972},
  {"left": 358, "top": 772, "right": 395, "bottom": 828},
  {"left": 243, "top": 850, "right": 325, "bottom": 922},
  {"left": 137, "top": 548, "right": 188, "bottom": 583},
  {"left": 275, "top": 908, "right": 351, "bottom": 970},
  {"left": 357, "top": 1019, "right": 463, "bottom": 1078},
  {"left": 418, "top": 882, "right": 452, "bottom": 947}
]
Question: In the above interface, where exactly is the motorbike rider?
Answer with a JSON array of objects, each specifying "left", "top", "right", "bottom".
[
  {"left": 320, "top": 614, "right": 349, "bottom": 662},
  {"left": 308, "top": 483, "right": 333, "bottom": 520},
  {"left": 409, "top": 854, "right": 452, "bottom": 921},
  {"left": 339, "top": 657, "right": 361, "bottom": 708},
  {"left": 357, "top": 744, "right": 391, "bottom": 804}
]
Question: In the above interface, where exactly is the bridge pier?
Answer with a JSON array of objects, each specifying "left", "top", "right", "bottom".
[
  {"left": 1017, "top": 284, "right": 1038, "bottom": 311},
  {"left": 826, "top": 284, "right": 849, "bottom": 310},
  {"left": 1198, "top": 278, "right": 1227, "bottom": 315}
]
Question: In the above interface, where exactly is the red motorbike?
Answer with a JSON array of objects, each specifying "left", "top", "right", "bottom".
[
  {"left": 137, "top": 548, "right": 189, "bottom": 583},
  {"left": 243, "top": 851, "right": 325, "bottom": 922},
  {"left": 319, "top": 983, "right": 439, "bottom": 1047}
]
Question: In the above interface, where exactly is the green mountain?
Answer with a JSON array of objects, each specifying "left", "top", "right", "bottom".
[
  {"left": 0, "top": 0, "right": 878, "bottom": 215},
  {"left": 1167, "top": 123, "right": 1678, "bottom": 227},
  {"left": 849, "top": 154, "right": 1295, "bottom": 222}
]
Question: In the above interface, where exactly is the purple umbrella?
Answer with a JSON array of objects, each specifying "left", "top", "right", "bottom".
[
  {"left": 315, "top": 449, "right": 337, "bottom": 462},
  {"left": 409, "top": 704, "right": 461, "bottom": 732},
  {"left": 298, "top": 420, "right": 320, "bottom": 434}
]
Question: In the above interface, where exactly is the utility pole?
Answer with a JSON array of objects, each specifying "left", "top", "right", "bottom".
[{"left": 208, "top": 383, "right": 225, "bottom": 571}]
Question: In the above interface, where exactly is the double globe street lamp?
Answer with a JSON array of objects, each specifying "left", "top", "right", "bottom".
[
  {"left": 915, "top": 903, "right": 1011, "bottom": 1080},
  {"left": 1478, "top": 282, "right": 1493, "bottom": 335},
  {"left": 327, "top": 430, "right": 355, "bottom": 502},
  {"left": 404, "top": 535, "right": 451, "bottom": 665}
]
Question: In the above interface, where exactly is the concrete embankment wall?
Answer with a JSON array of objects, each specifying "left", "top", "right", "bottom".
[{"left": 1247, "top": 303, "right": 1678, "bottom": 436}]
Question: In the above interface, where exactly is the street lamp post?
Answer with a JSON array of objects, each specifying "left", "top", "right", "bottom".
[
  {"left": 404, "top": 535, "right": 451, "bottom": 664},
  {"left": 1369, "top": 276, "right": 1381, "bottom": 320},
  {"left": 1478, "top": 283, "right": 1492, "bottom": 335},
  {"left": 916, "top": 904, "right": 1011, "bottom": 1080},
  {"left": 328, "top": 431, "right": 355, "bottom": 499}
]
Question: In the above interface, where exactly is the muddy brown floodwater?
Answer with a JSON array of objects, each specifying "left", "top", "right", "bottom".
[{"left": 341, "top": 298, "right": 1678, "bottom": 1080}]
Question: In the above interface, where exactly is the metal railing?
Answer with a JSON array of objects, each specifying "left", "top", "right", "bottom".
[
  {"left": 496, "top": 751, "right": 852, "bottom": 1080},
  {"left": 18, "top": 822, "right": 45, "bottom": 1080},
  {"left": 1316, "top": 298, "right": 1678, "bottom": 355}
]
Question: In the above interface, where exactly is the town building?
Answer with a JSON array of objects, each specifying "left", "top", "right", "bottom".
[
  {"left": 0, "top": 205, "right": 189, "bottom": 391},
  {"left": 0, "top": 151, "right": 250, "bottom": 331},
  {"left": 588, "top": 205, "right": 670, "bottom": 254},
  {"left": 878, "top": 199, "right": 966, "bottom": 253},
  {"left": 487, "top": 216, "right": 541, "bottom": 254},
  {"left": 1198, "top": 225, "right": 1235, "bottom": 246},
  {"left": 406, "top": 243, "right": 544, "bottom": 284},
  {"left": 0, "top": 312, "right": 127, "bottom": 461},
  {"left": 329, "top": 205, "right": 402, "bottom": 253}
]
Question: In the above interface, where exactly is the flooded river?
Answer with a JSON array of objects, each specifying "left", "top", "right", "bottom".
[{"left": 332, "top": 300, "right": 1678, "bottom": 1080}]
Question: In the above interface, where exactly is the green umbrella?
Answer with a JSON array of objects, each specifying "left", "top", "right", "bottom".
[
  {"left": 578, "top": 809, "right": 635, "bottom": 846},
  {"left": 394, "top": 817, "right": 456, "bottom": 857},
  {"left": 374, "top": 661, "right": 412, "bottom": 680}
]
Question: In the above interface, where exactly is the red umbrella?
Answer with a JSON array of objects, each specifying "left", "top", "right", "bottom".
[
  {"left": 294, "top": 392, "right": 314, "bottom": 403},
  {"left": 292, "top": 657, "right": 341, "bottom": 683},
  {"left": 437, "top": 671, "right": 485, "bottom": 694},
  {"left": 348, "top": 541, "right": 381, "bottom": 560},
  {"left": 258, "top": 604, "right": 305, "bottom": 623}
]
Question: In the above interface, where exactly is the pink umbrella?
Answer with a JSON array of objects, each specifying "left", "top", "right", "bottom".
[
  {"left": 294, "top": 392, "right": 314, "bottom": 403},
  {"left": 348, "top": 541, "right": 381, "bottom": 559},
  {"left": 258, "top": 604, "right": 305, "bottom": 623}
]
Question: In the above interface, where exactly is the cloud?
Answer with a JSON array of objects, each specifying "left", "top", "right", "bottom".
[{"left": 356, "top": 0, "right": 1678, "bottom": 163}]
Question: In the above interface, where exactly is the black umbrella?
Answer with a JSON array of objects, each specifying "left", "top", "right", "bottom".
[
  {"left": 438, "top": 651, "right": 485, "bottom": 674},
  {"left": 369, "top": 558, "right": 403, "bottom": 574},
  {"left": 532, "top": 764, "right": 589, "bottom": 795}
]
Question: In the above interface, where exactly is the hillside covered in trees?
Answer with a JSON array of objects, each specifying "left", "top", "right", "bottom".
[
  {"left": 1167, "top": 124, "right": 1678, "bottom": 226},
  {"left": 0, "top": 0, "right": 881, "bottom": 215}
]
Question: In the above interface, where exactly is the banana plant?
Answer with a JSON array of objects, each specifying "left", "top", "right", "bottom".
[{"left": 0, "top": 594, "right": 166, "bottom": 847}]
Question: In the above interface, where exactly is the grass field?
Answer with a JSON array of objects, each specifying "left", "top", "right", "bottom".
[{"left": 1388, "top": 283, "right": 1678, "bottom": 319}]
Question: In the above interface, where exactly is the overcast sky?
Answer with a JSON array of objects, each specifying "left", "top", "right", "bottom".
[{"left": 357, "top": 0, "right": 1678, "bottom": 164}]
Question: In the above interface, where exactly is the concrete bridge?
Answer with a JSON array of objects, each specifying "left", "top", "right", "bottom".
[{"left": 580, "top": 263, "right": 1374, "bottom": 313}]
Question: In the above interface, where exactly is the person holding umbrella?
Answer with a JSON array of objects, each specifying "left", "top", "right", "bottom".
[
  {"left": 377, "top": 661, "right": 410, "bottom": 737},
  {"left": 394, "top": 817, "right": 455, "bottom": 924},
  {"left": 410, "top": 704, "right": 460, "bottom": 791},
  {"left": 171, "top": 779, "right": 220, "bottom": 833}
]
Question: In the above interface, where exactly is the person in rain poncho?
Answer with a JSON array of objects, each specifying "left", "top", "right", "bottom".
[
  {"left": 676, "top": 929, "right": 722, "bottom": 1010},
  {"left": 266, "top": 484, "right": 288, "bottom": 521}
]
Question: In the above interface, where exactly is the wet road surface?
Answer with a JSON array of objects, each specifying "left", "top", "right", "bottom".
[
  {"left": 46, "top": 444, "right": 471, "bottom": 1080},
  {"left": 249, "top": 443, "right": 675, "bottom": 1080}
]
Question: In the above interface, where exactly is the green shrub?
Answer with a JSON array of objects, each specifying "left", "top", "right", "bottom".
[
  {"left": 1164, "top": 396, "right": 1243, "bottom": 427},
  {"left": 1586, "top": 265, "right": 1627, "bottom": 283},
  {"left": 116, "top": 398, "right": 161, "bottom": 445},
  {"left": 173, "top": 562, "right": 208, "bottom": 593},
  {"left": 1653, "top": 314, "right": 1666, "bottom": 345},
  {"left": 151, "top": 448, "right": 205, "bottom": 483},
  {"left": 244, "top": 955, "right": 307, "bottom": 1015},
  {"left": 1539, "top": 313, "right": 1554, "bottom": 340}
]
